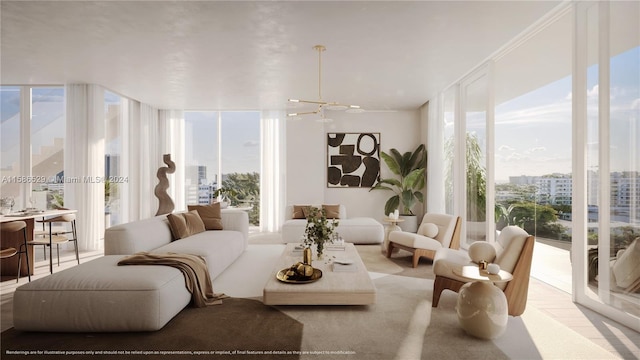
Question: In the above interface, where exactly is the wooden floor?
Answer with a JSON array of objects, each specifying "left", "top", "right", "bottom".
[{"left": 1, "top": 244, "right": 638, "bottom": 359}]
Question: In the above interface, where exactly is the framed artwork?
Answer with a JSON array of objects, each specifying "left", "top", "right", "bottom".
[{"left": 327, "top": 132, "right": 380, "bottom": 188}]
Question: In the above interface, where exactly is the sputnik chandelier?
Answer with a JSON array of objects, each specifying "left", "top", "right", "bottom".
[{"left": 287, "top": 45, "right": 364, "bottom": 121}]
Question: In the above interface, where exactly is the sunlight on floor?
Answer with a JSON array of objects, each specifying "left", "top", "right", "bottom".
[{"left": 393, "top": 299, "right": 432, "bottom": 360}]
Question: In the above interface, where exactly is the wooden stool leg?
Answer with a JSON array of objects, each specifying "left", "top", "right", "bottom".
[
  {"left": 72, "top": 220, "right": 79, "bottom": 264},
  {"left": 23, "top": 228, "right": 30, "bottom": 281}
]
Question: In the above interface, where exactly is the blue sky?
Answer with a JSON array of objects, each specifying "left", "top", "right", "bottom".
[
  {"left": 490, "top": 46, "right": 638, "bottom": 182},
  {"left": 185, "top": 111, "right": 260, "bottom": 184}
]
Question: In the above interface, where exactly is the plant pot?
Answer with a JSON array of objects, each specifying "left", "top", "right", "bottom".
[{"left": 398, "top": 215, "right": 418, "bottom": 233}]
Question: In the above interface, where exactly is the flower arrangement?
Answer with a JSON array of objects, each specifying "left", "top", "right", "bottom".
[{"left": 303, "top": 206, "right": 339, "bottom": 259}]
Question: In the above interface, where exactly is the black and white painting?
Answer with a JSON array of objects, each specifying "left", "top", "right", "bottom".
[{"left": 327, "top": 132, "right": 380, "bottom": 188}]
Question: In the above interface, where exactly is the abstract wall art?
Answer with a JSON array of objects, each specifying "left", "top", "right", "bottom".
[{"left": 327, "top": 132, "right": 380, "bottom": 188}]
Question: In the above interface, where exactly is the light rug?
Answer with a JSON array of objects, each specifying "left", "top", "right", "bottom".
[{"left": 1, "top": 244, "right": 616, "bottom": 360}]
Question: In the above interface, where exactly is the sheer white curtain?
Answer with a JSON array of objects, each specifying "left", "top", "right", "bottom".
[
  {"left": 126, "top": 100, "right": 142, "bottom": 220},
  {"left": 127, "top": 102, "right": 160, "bottom": 219},
  {"left": 260, "top": 110, "right": 286, "bottom": 232},
  {"left": 126, "top": 104, "right": 184, "bottom": 220},
  {"left": 426, "top": 98, "right": 446, "bottom": 213},
  {"left": 64, "top": 84, "right": 105, "bottom": 251}
]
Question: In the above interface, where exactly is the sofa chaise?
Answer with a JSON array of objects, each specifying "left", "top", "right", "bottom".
[{"left": 12, "top": 207, "right": 248, "bottom": 332}]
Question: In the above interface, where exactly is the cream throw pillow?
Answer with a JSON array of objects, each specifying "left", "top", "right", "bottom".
[
  {"left": 418, "top": 222, "right": 439, "bottom": 238},
  {"left": 468, "top": 242, "right": 497, "bottom": 263},
  {"left": 167, "top": 210, "right": 206, "bottom": 240}
]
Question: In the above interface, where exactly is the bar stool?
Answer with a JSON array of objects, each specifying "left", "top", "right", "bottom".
[
  {"left": 32, "top": 214, "right": 79, "bottom": 274},
  {"left": 0, "top": 221, "right": 31, "bottom": 283}
]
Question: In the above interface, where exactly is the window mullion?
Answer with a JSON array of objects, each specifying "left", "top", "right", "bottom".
[{"left": 20, "top": 86, "right": 31, "bottom": 208}]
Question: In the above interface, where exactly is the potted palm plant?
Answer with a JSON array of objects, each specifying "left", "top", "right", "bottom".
[{"left": 370, "top": 144, "right": 427, "bottom": 232}]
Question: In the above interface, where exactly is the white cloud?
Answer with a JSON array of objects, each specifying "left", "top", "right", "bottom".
[
  {"left": 588, "top": 84, "right": 599, "bottom": 98},
  {"left": 565, "top": 91, "right": 572, "bottom": 100},
  {"left": 244, "top": 140, "right": 259, "bottom": 147},
  {"left": 495, "top": 101, "right": 571, "bottom": 126},
  {"left": 498, "top": 145, "right": 515, "bottom": 151},
  {"left": 530, "top": 146, "right": 546, "bottom": 152},
  {"left": 506, "top": 152, "right": 524, "bottom": 161},
  {"left": 631, "top": 98, "right": 640, "bottom": 110}
]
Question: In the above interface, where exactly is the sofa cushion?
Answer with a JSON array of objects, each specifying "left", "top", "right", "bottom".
[
  {"left": 389, "top": 231, "right": 443, "bottom": 251},
  {"left": 13, "top": 256, "right": 191, "bottom": 332},
  {"left": 292, "top": 205, "right": 310, "bottom": 219},
  {"left": 322, "top": 204, "right": 341, "bottom": 219},
  {"left": 188, "top": 203, "right": 223, "bottom": 230},
  {"left": 153, "top": 230, "right": 246, "bottom": 280},
  {"left": 167, "top": 211, "right": 206, "bottom": 240}
]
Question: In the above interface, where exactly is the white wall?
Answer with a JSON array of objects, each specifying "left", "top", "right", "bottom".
[{"left": 285, "top": 110, "right": 422, "bottom": 222}]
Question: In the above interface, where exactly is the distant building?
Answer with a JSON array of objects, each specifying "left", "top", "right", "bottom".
[
  {"left": 508, "top": 172, "right": 639, "bottom": 222},
  {"left": 186, "top": 165, "right": 218, "bottom": 205}
]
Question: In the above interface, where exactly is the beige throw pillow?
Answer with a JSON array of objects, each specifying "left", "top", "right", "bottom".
[
  {"left": 167, "top": 210, "right": 206, "bottom": 240},
  {"left": 188, "top": 203, "right": 223, "bottom": 230},
  {"left": 292, "top": 205, "right": 310, "bottom": 219},
  {"left": 322, "top": 204, "right": 341, "bottom": 219}
]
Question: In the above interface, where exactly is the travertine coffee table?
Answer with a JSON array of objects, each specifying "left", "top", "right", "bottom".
[{"left": 263, "top": 243, "right": 376, "bottom": 305}]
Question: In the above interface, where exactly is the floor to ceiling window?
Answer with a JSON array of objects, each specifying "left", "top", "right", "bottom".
[
  {"left": 185, "top": 111, "right": 219, "bottom": 206},
  {"left": 184, "top": 111, "right": 261, "bottom": 226},
  {"left": 462, "top": 71, "right": 489, "bottom": 247},
  {"left": 443, "top": 87, "right": 456, "bottom": 217},
  {"left": 0, "top": 86, "right": 22, "bottom": 209},
  {"left": 435, "top": 1, "right": 638, "bottom": 331},
  {"left": 104, "top": 90, "right": 128, "bottom": 226},
  {"left": 493, "top": 10, "right": 573, "bottom": 292},
  {"left": 1, "top": 86, "right": 65, "bottom": 211},
  {"left": 31, "top": 87, "right": 65, "bottom": 210},
  {"left": 579, "top": 0, "right": 639, "bottom": 326}
]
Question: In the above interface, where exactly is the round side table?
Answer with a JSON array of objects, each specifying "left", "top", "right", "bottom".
[
  {"left": 453, "top": 265, "right": 513, "bottom": 340},
  {"left": 381, "top": 217, "right": 404, "bottom": 254}
]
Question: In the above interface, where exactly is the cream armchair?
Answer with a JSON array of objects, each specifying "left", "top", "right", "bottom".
[
  {"left": 431, "top": 225, "right": 534, "bottom": 316},
  {"left": 387, "top": 213, "right": 461, "bottom": 268}
]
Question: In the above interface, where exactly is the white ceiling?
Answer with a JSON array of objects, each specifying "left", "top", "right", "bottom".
[{"left": 1, "top": 1, "right": 560, "bottom": 111}]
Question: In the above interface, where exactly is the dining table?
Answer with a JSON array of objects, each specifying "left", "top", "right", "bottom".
[{"left": 1, "top": 208, "right": 78, "bottom": 276}]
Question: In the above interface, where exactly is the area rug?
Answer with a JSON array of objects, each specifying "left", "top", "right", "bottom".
[
  {"left": 1, "top": 297, "right": 303, "bottom": 360},
  {"left": 0, "top": 276, "right": 508, "bottom": 360},
  {"left": 1, "top": 244, "right": 617, "bottom": 359}
]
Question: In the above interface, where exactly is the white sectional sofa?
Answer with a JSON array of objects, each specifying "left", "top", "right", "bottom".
[
  {"left": 13, "top": 209, "right": 248, "bottom": 332},
  {"left": 281, "top": 204, "right": 384, "bottom": 244},
  {"left": 104, "top": 209, "right": 248, "bottom": 279}
]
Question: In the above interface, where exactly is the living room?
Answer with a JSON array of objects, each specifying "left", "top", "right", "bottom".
[{"left": 1, "top": 1, "right": 639, "bottom": 359}]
